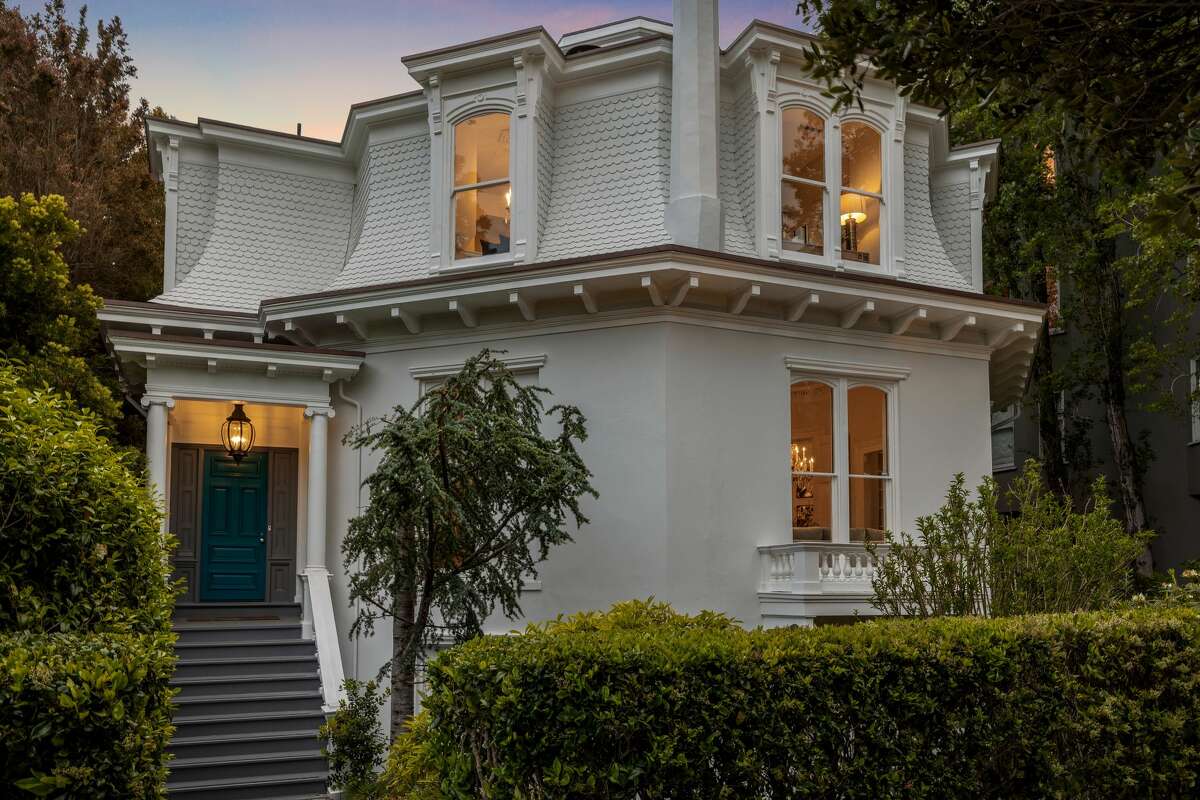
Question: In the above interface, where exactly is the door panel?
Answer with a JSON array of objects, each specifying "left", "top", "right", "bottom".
[{"left": 200, "top": 451, "right": 268, "bottom": 602}]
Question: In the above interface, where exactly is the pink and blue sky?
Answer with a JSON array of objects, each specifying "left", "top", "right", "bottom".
[{"left": 19, "top": 1, "right": 806, "bottom": 140}]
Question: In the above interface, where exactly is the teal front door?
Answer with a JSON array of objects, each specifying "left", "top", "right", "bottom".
[{"left": 199, "top": 451, "right": 268, "bottom": 602}]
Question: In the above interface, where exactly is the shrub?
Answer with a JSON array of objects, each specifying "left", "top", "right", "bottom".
[
  {"left": 402, "top": 600, "right": 1200, "bottom": 799},
  {"left": 0, "top": 364, "right": 173, "bottom": 634},
  {"left": 871, "top": 462, "right": 1150, "bottom": 617},
  {"left": 0, "top": 365, "right": 176, "bottom": 797},
  {"left": 321, "top": 679, "right": 389, "bottom": 799},
  {"left": 0, "top": 632, "right": 175, "bottom": 798}
]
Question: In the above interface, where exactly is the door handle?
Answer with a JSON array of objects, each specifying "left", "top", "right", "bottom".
[{"left": 259, "top": 534, "right": 265, "bottom": 544}]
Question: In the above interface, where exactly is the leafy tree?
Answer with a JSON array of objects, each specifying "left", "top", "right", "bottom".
[
  {"left": 0, "top": 0, "right": 163, "bottom": 302},
  {"left": 342, "top": 350, "right": 596, "bottom": 735},
  {"left": 793, "top": 0, "right": 1200, "bottom": 241},
  {"left": 0, "top": 193, "right": 117, "bottom": 419},
  {"left": 870, "top": 463, "right": 1150, "bottom": 618}
]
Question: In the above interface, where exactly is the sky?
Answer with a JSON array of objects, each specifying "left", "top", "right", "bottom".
[{"left": 21, "top": 1, "right": 808, "bottom": 141}]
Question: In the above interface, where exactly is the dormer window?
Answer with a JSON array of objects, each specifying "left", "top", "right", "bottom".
[
  {"left": 839, "top": 122, "right": 882, "bottom": 266},
  {"left": 452, "top": 113, "right": 511, "bottom": 260},
  {"left": 780, "top": 108, "right": 825, "bottom": 256}
]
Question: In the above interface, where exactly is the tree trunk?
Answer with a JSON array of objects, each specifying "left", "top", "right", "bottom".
[
  {"left": 1031, "top": 322, "right": 1071, "bottom": 497},
  {"left": 1103, "top": 391, "right": 1153, "bottom": 575},
  {"left": 391, "top": 586, "right": 417, "bottom": 737}
]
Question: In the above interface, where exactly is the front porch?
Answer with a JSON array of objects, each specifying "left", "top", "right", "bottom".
[{"left": 758, "top": 541, "right": 889, "bottom": 626}]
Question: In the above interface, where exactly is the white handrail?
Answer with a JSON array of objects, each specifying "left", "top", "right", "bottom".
[{"left": 302, "top": 567, "right": 346, "bottom": 713}]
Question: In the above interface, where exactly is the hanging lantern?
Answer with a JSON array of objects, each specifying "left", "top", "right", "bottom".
[{"left": 221, "top": 402, "right": 255, "bottom": 463}]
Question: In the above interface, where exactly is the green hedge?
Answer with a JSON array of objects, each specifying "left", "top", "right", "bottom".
[
  {"left": 0, "top": 632, "right": 175, "bottom": 798},
  {"left": 407, "top": 601, "right": 1200, "bottom": 799},
  {"left": 0, "top": 367, "right": 174, "bottom": 635},
  {"left": 0, "top": 366, "right": 176, "bottom": 798}
]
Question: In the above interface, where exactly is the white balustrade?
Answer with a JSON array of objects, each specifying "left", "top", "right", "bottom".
[{"left": 758, "top": 542, "right": 888, "bottom": 595}]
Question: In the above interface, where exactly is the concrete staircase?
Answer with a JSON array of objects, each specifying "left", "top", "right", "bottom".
[{"left": 169, "top": 603, "right": 330, "bottom": 800}]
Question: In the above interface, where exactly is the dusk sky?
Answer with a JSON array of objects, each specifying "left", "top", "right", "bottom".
[{"left": 24, "top": 1, "right": 808, "bottom": 141}]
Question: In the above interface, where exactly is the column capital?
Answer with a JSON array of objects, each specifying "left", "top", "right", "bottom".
[
  {"left": 304, "top": 406, "right": 335, "bottom": 419},
  {"left": 140, "top": 393, "right": 175, "bottom": 410}
]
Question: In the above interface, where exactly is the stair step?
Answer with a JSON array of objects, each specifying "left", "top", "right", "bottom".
[
  {"left": 168, "top": 750, "right": 327, "bottom": 786},
  {"left": 166, "top": 771, "right": 327, "bottom": 800},
  {"left": 174, "top": 623, "right": 302, "bottom": 643},
  {"left": 175, "top": 639, "right": 316, "bottom": 661},
  {"left": 174, "top": 655, "right": 319, "bottom": 680},
  {"left": 170, "top": 730, "right": 323, "bottom": 760},
  {"left": 173, "top": 691, "right": 325, "bottom": 719},
  {"left": 172, "top": 673, "right": 321, "bottom": 699},
  {"left": 173, "top": 602, "right": 302, "bottom": 624},
  {"left": 173, "top": 709, "right": 329, "bottom": 740}
]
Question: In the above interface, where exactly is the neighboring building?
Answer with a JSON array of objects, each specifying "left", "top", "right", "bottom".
[
  {"left": 100, "top": 2, "right": 1041, "bottom": 791},
  {"left": 992, "top": 291, "right": 1200, "bottom": 572}
]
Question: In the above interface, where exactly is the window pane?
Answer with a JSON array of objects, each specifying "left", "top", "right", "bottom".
[
  {"left": 791, "top": 381, "right": 834, "bottom": 473},
  {"left": 782, "top": 181, "right": 824, "bottom": 256},
  {"left": 454, "top": 113, "right": 509, "bottom": 187},
  {"left": 848, "top": 386, "right": 887, "bottom": 475},
  {"left": 839, "top": 192, "right": 880, "bottom": 265},
  {"left": 782, "top": 108, "right": 824, "bottom": 181},
  {"left": 991, "top": 426, "right": 1015, "bottom": 470},
  {"left": 849, "top": 477, "right": 887, "bottom": 539},
  {"left": 454, "top": 183, "right": 511, "bottom": 259},
  {"left": 792, "top": 475, "right": 832, "bottom": 541},
  {"left": 841, "top": 121, "right": 881, "bottom": 193}
]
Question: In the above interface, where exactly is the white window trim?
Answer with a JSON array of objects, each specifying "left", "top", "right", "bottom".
[
  {"left": 774, "top": 102, "right": 892, "bottom": 276},
  {"left": 788, "top": 368, "right": 901, "bottom": 545}
]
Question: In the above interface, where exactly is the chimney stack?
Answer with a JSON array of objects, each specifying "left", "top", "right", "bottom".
[{"left": 665, "top": 0, "right": 723, "bottom": 250}]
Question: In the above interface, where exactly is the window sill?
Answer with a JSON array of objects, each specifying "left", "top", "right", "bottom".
[
  {"left": 778, "top": 250, "right": 832, "bottom": 269},
  {"left": 992, "top": 462, "right": 1018, "bottom": 473},
  {"left": 444, "top": 252, "right": 516, "bottom": 273}
]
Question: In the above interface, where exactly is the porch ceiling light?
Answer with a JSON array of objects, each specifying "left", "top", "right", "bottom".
[{"left": 221, "top": 402, "right": 255, "bottom": 463}]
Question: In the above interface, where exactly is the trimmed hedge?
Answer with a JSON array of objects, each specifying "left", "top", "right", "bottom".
[
  {"left": 0, "top": 632, "right": 176, "bottom": 798},
  {"left": 407, "top": 601, "right": 1200, "bottom": 799},
  {"left": 0, "top": 366, "right": 177, "bottom": 798}
]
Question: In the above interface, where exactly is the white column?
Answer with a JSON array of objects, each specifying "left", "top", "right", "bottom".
[
  {"left": 141, "top": 394, "right": 174, "bottom": 514},
  {"left": 304, "top": 406, "right": 335, "bottom": 571}
]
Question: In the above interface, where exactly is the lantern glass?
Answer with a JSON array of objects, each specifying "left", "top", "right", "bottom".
[{"left": 221, "top": 403, "right": 255, "bottom": 463}]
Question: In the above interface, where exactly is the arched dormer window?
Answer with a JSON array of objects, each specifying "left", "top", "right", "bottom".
[
  {"left": 780, "top": 108, "right": 825, "bottom": 256},
  {"left": 839, "top": 121, "right": 882, "bottom": 266},
  {"left": 452, "top": 112, "right": 511, "bottom": 260}
]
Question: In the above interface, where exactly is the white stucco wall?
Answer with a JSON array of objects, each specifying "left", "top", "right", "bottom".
[{"left": 323, "top": 319, "right": 993, "bottom": 686}]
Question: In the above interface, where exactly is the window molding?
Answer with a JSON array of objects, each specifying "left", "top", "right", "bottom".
[
  {"left": 410, "top": 353, "right": 546, "bottom": 382},
  {"left": 784, "top": 355, "right": 910, "bottom": 382}
]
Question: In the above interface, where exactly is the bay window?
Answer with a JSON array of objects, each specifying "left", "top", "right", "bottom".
[
  {"left": 452, "top": 112, "right": 511, "bottom": 261},
  {"left": 780, "top": 108, "right": 825, "bottom": 256},
  {"left": 790, "top": 378, "right": 893, "bottom": 542}
]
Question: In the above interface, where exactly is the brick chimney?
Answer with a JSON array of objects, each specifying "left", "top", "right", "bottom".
[{"left": 664, "top": 0, "right": 724, "bottom": 250}]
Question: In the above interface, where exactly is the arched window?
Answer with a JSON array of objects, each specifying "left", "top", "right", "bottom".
[
  {"left": 452, "top": 113, "right": 511, "bottom": 260},
  {"left": 780, "top": 108, "right": 825, "bottom": 256},
  {"left": 790, "top": 378, "right": 893, "bottom": 543},
  {"left": 839, "top": 122, "right": 882, "bottom": 265}
]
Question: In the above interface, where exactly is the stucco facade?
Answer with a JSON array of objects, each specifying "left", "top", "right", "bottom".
[{"left": 101, "top": 2, "right": 1042, "bottom": 723}]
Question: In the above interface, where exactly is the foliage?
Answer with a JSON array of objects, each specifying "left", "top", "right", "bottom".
[
  {"left": 379, "top": 712, "right": 442, "bottom": 800},
  {"left": 871, "top": 463, "right": 1150, "bottom": 618},
  {"left": 0, "top": 0, "right": 163, "bottom": 302},
  {"left": 0, "top": 367, "right": 175, "bottom": 797},
  {"left": 0, "top": 363, "right": 173, "bottom": 634},
  {"left": 793, "top": 0, "right": 1200, "bottom": 242},
  {"left": 0, "top": 194, "right": 117, "bottom": 419},
  {"left": 0, "top": 631, "right": 175, "bottom": 799},
  {"left": 395, "top": 599, "right": 1200, "bottom": 799},
  {"left": 320, "top": 679, "right": 389, "bottom": 799},
  {"left": 342, "top": 349, "right": 596, "bottom": 732}
]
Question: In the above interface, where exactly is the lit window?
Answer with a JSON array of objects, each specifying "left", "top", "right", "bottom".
[
  {"left": 790, "top": 381, "right": 834, "bottom": 540},
  {"left": 790, "top": 378, "right": 893, "bottom": 542},
  {"left": 840, "top": 121, "right": 882, "bottom": 265},
  {"left": 780, "top": 109, "right": 825, "bottom": 256},
  {"left": 991, "top": 404, "right": 1018, "bottom": 471},
  {"left": 452, "top": 113, "right": 511, "bottom": 260}
]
